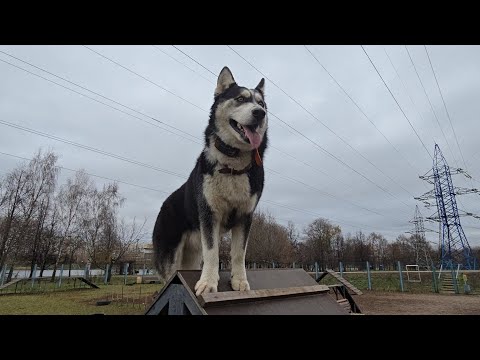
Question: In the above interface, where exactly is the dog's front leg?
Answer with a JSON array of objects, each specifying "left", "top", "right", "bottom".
[
  {"left": 230, "top": 214, "right": 252, "bottom": 291},
  {"left": 194, "top": 216, "right": 220, "bottom": 296}
]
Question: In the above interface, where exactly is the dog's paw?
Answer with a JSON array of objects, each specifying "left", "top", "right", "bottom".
[
  {"left": 231, "top": 277, "right": 250, "bottom": 291},
  {"left": 194, "top": 278, "right": 218, "bottom": 296}
]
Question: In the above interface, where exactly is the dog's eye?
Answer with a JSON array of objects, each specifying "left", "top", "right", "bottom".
[
  {"left": 236, "top": 97, "right": 244, "bottom": 102},
  {"left": 258, "top": 101, "right": 265, "bottom": 107}
]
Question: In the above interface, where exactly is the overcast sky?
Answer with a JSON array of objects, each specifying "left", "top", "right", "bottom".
[{"left": 0, "top": 45, "right": 479, "bottom": 247}]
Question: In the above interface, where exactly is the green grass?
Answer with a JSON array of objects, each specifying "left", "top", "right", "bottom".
[
  {"left": 318, "top": 270, "right": 480, "bottom": 294},
  {"left": 0, "top": 282, "right": 164, "bottom": 315}
]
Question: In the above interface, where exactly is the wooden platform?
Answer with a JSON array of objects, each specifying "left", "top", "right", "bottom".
[{"left": 146, "top": 269, "right": 349, "bottom": 315}]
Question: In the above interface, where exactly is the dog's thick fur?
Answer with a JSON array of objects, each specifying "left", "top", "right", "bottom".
[{"left": 152, "top": 67, "right": 268, "bottom": 295}]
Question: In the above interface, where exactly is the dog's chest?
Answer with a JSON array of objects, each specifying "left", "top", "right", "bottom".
[{"left": 202, "top": 172, "right": 257, "bottom": 216}]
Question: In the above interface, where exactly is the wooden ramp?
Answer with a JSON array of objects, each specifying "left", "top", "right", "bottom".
[
  {"left": 146, "top": 269, "right": 349, "bottom": 315},
  {"left": 1, "top": 276, "right": 99, "bottom": 290},
  {"left": 0, "top": 278, "right": 23, "bottom": 291},
  {"left": 317, "top": 269, "right": 363, "bottom": 295},
  {"left": 76, "top": 277, "right": 99, "bottom": 289},
  {"left": 328, "top": 284, "right": 363, "bottom": 314}
]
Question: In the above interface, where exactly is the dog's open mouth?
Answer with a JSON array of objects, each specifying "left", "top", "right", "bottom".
[{"left": 229, "top": 119, "right": 262, "bottom": 149}]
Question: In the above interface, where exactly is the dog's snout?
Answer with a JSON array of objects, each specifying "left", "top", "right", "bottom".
[{"left": 252, "top": 108, "right": 266, "bottom": 120}]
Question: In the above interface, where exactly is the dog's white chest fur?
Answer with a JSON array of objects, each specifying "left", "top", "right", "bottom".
[{"left": 202, "top": 172, "right": 257, "bottom": 218}]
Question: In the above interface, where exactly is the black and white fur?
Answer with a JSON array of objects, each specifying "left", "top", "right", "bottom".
[{"left": 152, "top": 67, "right": 268, "bottom": 296}]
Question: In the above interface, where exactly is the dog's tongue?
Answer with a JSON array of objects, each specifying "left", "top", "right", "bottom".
[{"left": 243, "top": 127, "right": 262, "bottom": 149}]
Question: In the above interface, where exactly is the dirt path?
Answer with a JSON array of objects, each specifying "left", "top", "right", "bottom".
[{"left": 353, "top": 291, "right": 480, "bottom": 315}]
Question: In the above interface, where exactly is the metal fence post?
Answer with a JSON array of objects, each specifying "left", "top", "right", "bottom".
[
  {"left": 31, "top": 264, "right": 37, "bottom": 289},
  {"left": 124, "top": 263, "right": 129, "bottom": 285},
  {"left": 366, "top": 261, "right": 372, "bottom": 290},
  {"left": 58, "top": 264, "right": 64, "bottom": 288},
  {"left": 339, "top": 262, "right": 344, "bottom": 278},
  {"left": 104, "top": 264, "right": 110, "bottom": 285},
  {"left": 253, "top": 262, "right": 256, "bottom": 270},
  {"left": 451, "top": 267, "right": 459, "bottom": 294},
  {"left": 398, "top": 261, "right": 404, "bottom": 292},
  {"left": 431, "top": 264, "right": 438, "bottom": 293}
]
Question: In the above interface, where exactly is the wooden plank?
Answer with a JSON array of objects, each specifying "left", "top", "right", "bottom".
[
  {"left": 325, "top": 269, "right": 363, "bottom": 295},
  {"left": 77, "top": 277, "right": 99, "bottom": 289},
  {"left": 0, "top": 278, "right": 23, "bottom": 290},
  {"left": 198, "top": 285, "right": 329, "bottom": 308},
  {"left": 316, "top": 271, "right": 328, "bottom": 282}
]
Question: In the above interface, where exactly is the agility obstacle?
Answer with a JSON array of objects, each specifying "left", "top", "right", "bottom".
[{"left": 145, "top": 268, "right": 350, "bottom": 315}]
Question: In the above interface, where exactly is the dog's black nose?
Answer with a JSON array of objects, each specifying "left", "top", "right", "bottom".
[{"left": 252, "top": 108, "right": 266, "bottom": 120}]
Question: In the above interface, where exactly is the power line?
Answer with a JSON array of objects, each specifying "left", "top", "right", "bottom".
[
  {"left": 84, "top": 43, "right": 412, "bottom": 214},
  {"left": 0, "top": 50, "right": 392, "bottom": 217},
  {"left": 171, "top": 45, "right": 218, "bottom": 77},
  {"left": 261, "top": 199, "right": 378, "bottom": 231},
  {"left": 268, "top": 111, "right": 412, "bottom": 212},
  {"left": 82, "top": 45, "right": 208, "bottom": 113},
  {"left": 404, "top": 46, "right": 472, "bottom": 210},
  {"left": 304, "top": 45, "right": 421, "bottom": 196},
  {"left": 266, "top": 167, "right": 385, "bottom": 217},
  {"left": 0, "top": 55, "right": 203, "bottom": 145},
  {"left": 424, "top": 45, "right": 468, "bottom": 171},
  {"left": 226, "top": 45, "right": 414, "bottom": 211},
  {"left": 0, "top": 150, "right": 381, "bottom": 232},
  {"left": 403, "top": 46, "right": 459, "bottom": 167},
  {"left": 151, "top": 45, "right": 215, "bottom": 85},
  {"left": 165, "top": 45, "right": 361, "bottom": 191},
  {"left": 361, "top": 45, "right": 433, "bottom": 160},
  {"left": 2, "top": 115, "right": 391, "bottom": 218},
  {"left": 1, "top": 46, "right": 416, "bottom": 221},
  {"left": 0, "top": 151, "right": 170, "bottom": 195},
  {"left": 0, "top": 119, "right": 189, "bottom": 180},
  {"left": 228, "top": 46, "right": 416, "bottom": 193}
]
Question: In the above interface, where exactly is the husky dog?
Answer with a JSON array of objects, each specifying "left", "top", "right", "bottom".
[{"left": 152, "top": 66, "right": 268, "bottom": 296}]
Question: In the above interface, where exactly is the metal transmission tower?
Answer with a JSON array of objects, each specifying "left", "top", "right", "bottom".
[
  {"left": 415, "top": 144, "right": 478, "bottom": 270},
  {"left": 406, "top": 205, "right": 433, "bottom": 269}
]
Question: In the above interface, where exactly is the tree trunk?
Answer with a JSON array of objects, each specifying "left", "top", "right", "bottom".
[
  {"left": 50, "top": 264, "right": 57, "bottom": 282},
  {"left": 107, "top": 261, "right": 114, "bottom": 282},
  {"left": 6, "top": 264, "right": 14, "bottom": 283},
  {"left": 68, "top": 260, "right": 72, "bottom": 277}
]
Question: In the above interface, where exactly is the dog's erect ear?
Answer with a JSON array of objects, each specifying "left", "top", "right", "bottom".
[
  {"left": 215, "top": 67, "right": 236, "bottom": 96},
  {"left": 255, "top": 78, "right": 265, "bottom": 95}
]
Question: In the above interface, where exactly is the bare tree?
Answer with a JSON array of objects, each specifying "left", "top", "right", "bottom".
[
  {"left": 0, "top": 150, "right": 58, "bottom": 281},
  {"left": 246, "top": 210, "right": 295, "bottom": 266},
  {"left": 38, "top": 202, "right": 59, "bottom": 276},
  {"left": 0, "top": 167, "right": 28, "bottom": 270},
  {"left": 303, "top": 218, "right": 341, "bottom": 270},
  {"left": 51, "top": 170, "right": 91, "bottom": 280},
  {"left": 83, "top": 183, "right": 123, "bottom": 269}
]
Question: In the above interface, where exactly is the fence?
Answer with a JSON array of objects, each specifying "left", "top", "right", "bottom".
[
  {"left": 0, "top": 262, "right": 159, "bottom": 296},
  {"left": 1, "top": 260, "right": 479, "bottom": 296},
  {"left": 242, "top": 260, "right": 480, "bottom": 295}
]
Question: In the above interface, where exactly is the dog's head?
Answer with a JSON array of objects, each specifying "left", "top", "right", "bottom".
[{"left": 208, "top": 67, "right": 268, "bottom": 152}]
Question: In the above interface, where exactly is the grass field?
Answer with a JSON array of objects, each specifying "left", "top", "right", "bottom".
[
  {"left": 317, "top": 270, "right": 480, "bottom": 294},
  {"left": 0, "top": 281, "right": 163, "bottom": 315},
  {"left": 1, "top": 270, "right": 478, "bottom": 315}
]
